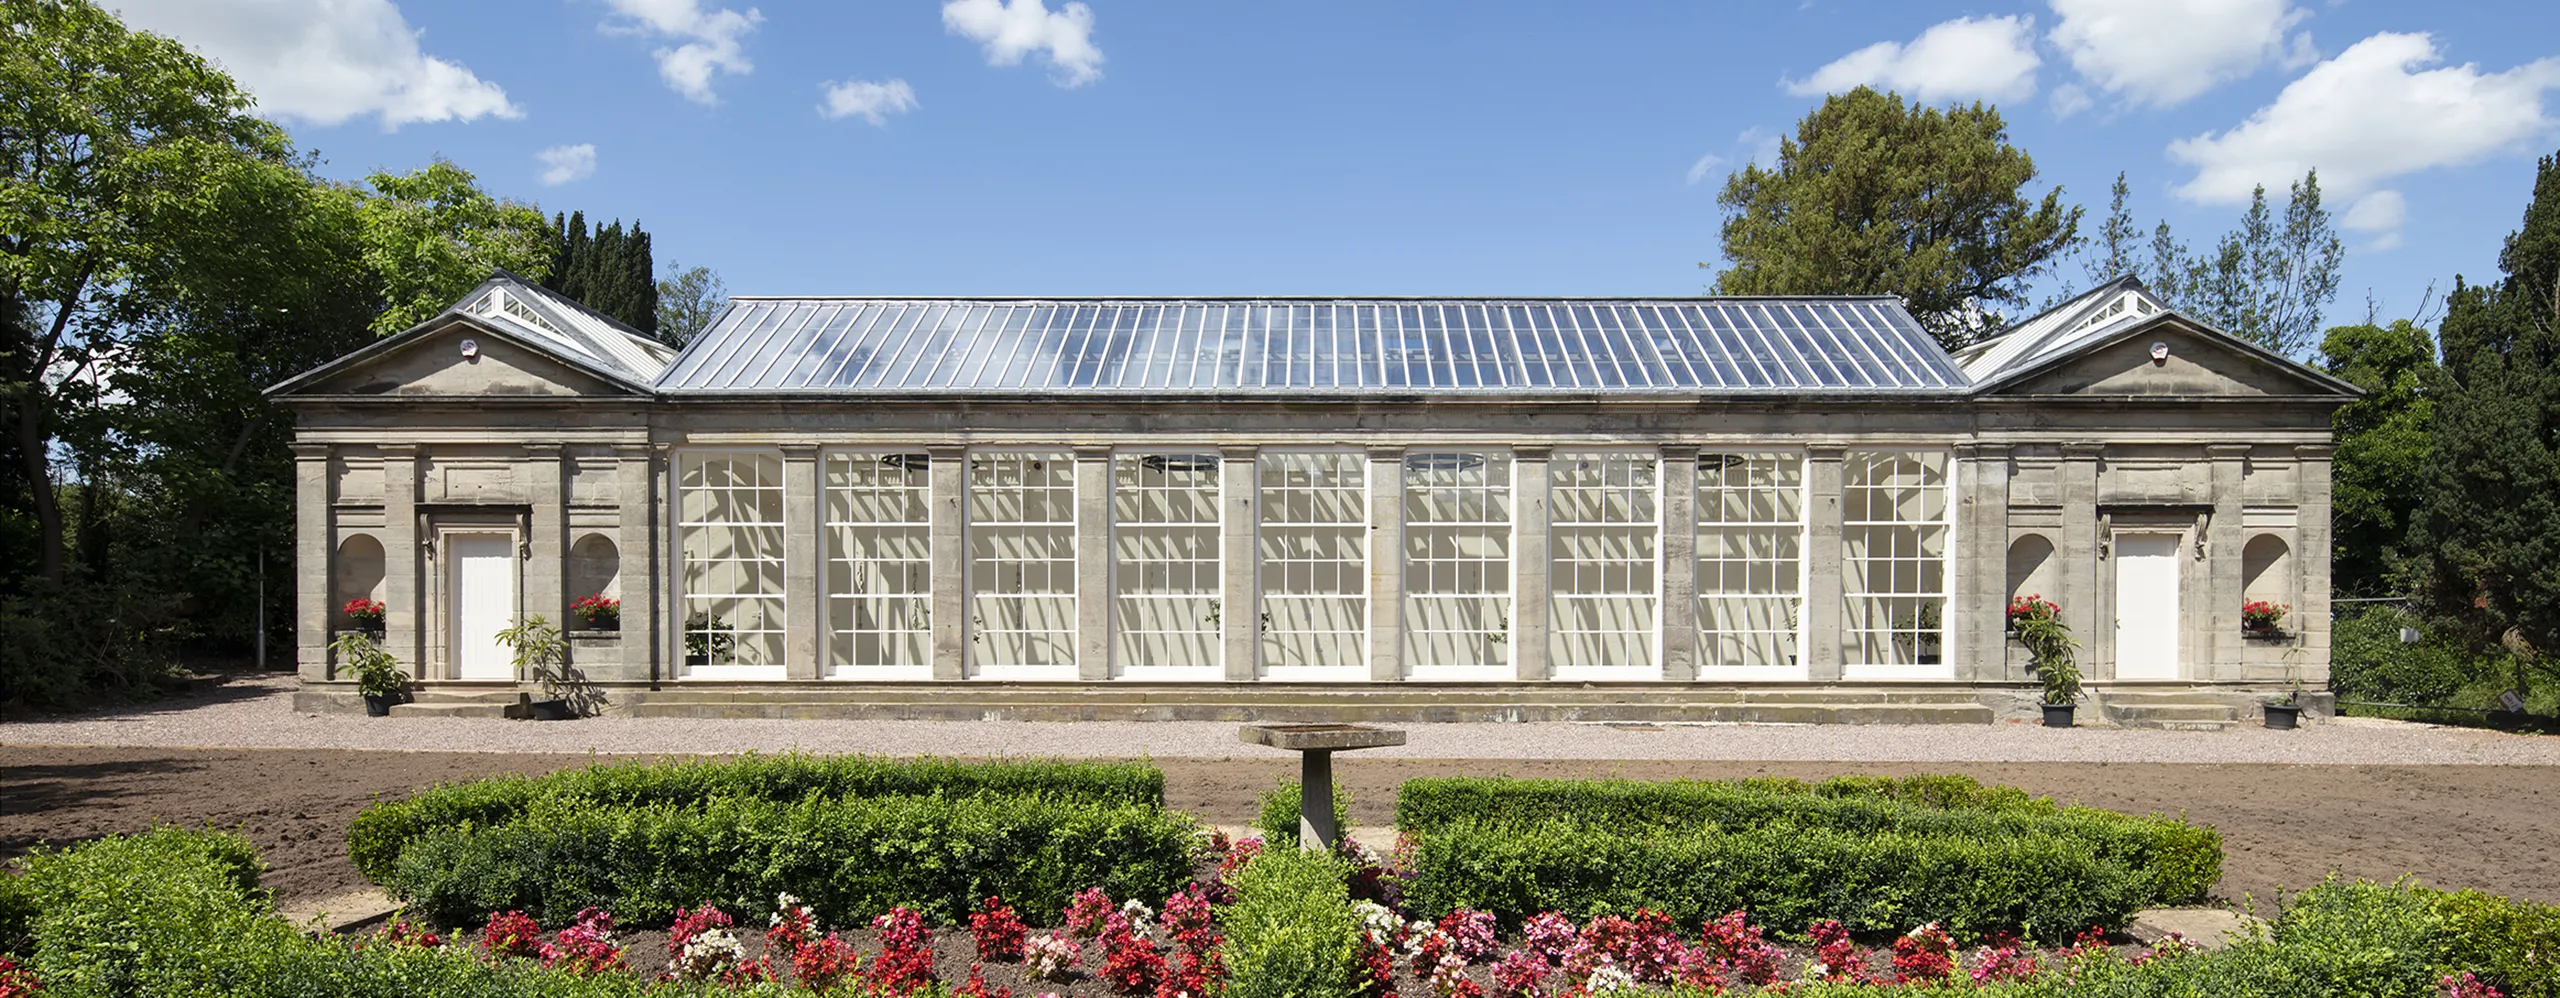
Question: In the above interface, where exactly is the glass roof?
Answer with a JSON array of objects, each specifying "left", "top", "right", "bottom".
[{"left": 657, "top": 298, "right": 1967, "bottom": 395}]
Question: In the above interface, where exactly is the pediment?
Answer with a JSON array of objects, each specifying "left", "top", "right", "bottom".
[
  {"left": 1985, "top": 319, "right": 2355, "bottom": 399},
  {"left": 286, "top": 318, "right": 635, "bottom": 398}
]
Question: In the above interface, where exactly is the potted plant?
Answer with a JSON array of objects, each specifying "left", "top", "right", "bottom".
[
  {"left": 572, "top": 594, "right": 621, "bottom": 632},
  {"left": 495, "top": 615, "right": 583, "bottom": 720},
  {"left": 2242, "top": 600, "right": 2290, "bottom": 638},
  {"left": 2009, "top": 595, "right": 2082, "bottom": 727},
  {"left": 2264, "top": 680, "right": 2303, "bottom": 730},
  {"left": 330, "top": 631, "right": 406, "bottom": 716},
  {"left": 342, "top": 597, "right": 386, "bottom": 639}
]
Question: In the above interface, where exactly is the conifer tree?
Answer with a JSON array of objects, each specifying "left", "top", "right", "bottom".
[
  {"left": 2419, "top": 150, "right": 2560, "bottom": 663},
  {"left": 543, "top": 211, "right": 659, "bottom": 335}
]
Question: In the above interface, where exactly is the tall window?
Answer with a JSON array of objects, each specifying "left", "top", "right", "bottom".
[
  {"left": 1696, "top": 453, "right": 1805, "bottom": 674},
  {"left": 1843, "top": 451, "right": 1951, "bottom": 672},
  {"left": 1550, "top": 453, "right": 1659, "bottom": 675},
  {"left": 1113, "top": 453, "right": 1222, "bottom": 674},
  {"left": 678, "top": 452, "right": 786, "bottom": 676},
  {"left": 1259, "top": 452, "right": 1368, "bottom": 674},
  {"left": 968, "top": 451, "right": 1077, "bottom": 674},
  {"left": 1403, "top": 452, "right": 1512, "bottom": 675},
  {"left": 825, "top": 452, "right": 932, "bottom": 676}
]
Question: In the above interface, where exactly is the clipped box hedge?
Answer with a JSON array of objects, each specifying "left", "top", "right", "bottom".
[
  {"left": 1219, "top": 847, "right": 1370, "bottom": 998},
  {"left": 385, "top": 792, "right": 1200, "bottom": 929},
  {"left": 1396, "top": 774, "right": 2221, "bottom": 905},
  {"left": 350, "top": 753, "right": 1165, "bottom": 882},
  {"left": 1400, "top": 818, "right": 2149, "bottom": 941}
]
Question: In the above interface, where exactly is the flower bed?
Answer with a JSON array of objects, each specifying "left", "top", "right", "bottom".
[
  {"left": 350, "top": 754, "right": 1166, "bottom": 882},
  {"left": 385, "top": 791, "right": 1201, "bottom": 929},
  {"left": 3, "top": 829, "right": 2554, "bottom": 998},
  {"left": 1395, "top": 775, "right": 2221, "bottom": 906}
]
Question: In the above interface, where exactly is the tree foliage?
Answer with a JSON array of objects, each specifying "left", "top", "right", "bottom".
[
  {"left": 2320, "top": 320, "right": 2438, "bottom": 597},
  {"left": 1711, "top": 87, "right": 2082, "bottom": 349},
  {"left": 354, "top": 160, "right": 552, "bottom": 335},
  {"left": 655, "top": 262, "right": 727, "bottom": 348},
  {"left": 2082, "top": 171, "right": 2343, "bottom": 357},
  {"left": 544, "top": 211, "right": 658, "bottom": 335},
  {"left": 2419, "top": 149, "right": 2560, "bottom": 666}
]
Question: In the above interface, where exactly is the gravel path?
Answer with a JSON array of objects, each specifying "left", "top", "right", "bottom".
[{"left": 8, "top": 674, "right": 2560, "bottom": 764}]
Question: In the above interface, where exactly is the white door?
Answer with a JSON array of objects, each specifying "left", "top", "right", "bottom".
[
  {"left": 2113, "top": 533, "right": 2182, "bottom": 680},
  {"left": 448, "top": 533, "right": 517, "bottom": 680}
]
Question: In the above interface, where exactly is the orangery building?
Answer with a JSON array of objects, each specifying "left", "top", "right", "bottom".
[{"left": 270, "top": 273, "right": 2353, "bottom": 722}]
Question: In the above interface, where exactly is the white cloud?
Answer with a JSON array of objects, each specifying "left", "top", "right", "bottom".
[
  {"left": 1684, "top": 154, "right": 1725, "bottom": 186},
  {"left": 942, "top": 0, "right": 1104, "bottom": 88},
  {"left": 819, "top": 79, "right": 919, "bottom": 125},
  {"left": 107, "top": 0, "right": 516, "bottom": 130},
  {"left": 536, "top": 144, "right": 597, "bottom": 186},
  {"left": 1783, "top": 15, "right": 2040, "bottom": 102},
  {"left": 2048, "top": 0, "right": 2312, "bottom": 108},
  {"left": 2049, "top": 82, "right": 2093, "bottom": 118},
  {"left": 2169, "top": 32, "right": 2560, "bottom": 208},
  {"left": 2341, "top": 190, "right": 2407, "bottom": 251},
  {"left": 1741, "top": 126, "right": 1781, "bottom": 170},
  {"left": 601, "top": 0, "right": 762, "bottom": 104}
]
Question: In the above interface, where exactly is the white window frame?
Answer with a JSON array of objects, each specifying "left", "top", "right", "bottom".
[
  {"left": 1695, "top": 450, "right": 1809, "bottom": 681},
  {"left": 823, "top": 450, "right": 934, "bottom": 680},
  {"left": 674, "top": 450, "right": 788, "bottom": 680},
  {"left": 1110, "top": 450, "right": 1225, "bottom": 681},
  {"left": 965, "top": 449, "right": 1080, "bottom": 680},
  {"left": 1256, "top": 449, "right": 1371, "bottom": 681},
  {"left": 1548, "top": 450, "right": 1663, "bottom": 681},
  {"left": 1841, "top": 449, "right": 1956, "bottom": 680},
  {"left": 1401, "top": 449, "right": 1516, "bottom": 681}
]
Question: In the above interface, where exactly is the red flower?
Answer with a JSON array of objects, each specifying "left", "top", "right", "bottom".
[{"left": 972, "top": 896, "right": 1030, "bottom": 962}]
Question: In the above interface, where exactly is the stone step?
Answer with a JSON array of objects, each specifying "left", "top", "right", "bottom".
[
  {"left": 384, "top": 701, "right": 512, "bottom": 718},
  {"left": 2103, "top": 703, "right": 2241, "bottom": 731}
]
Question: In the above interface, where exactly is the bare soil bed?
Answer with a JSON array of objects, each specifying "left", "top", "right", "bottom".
[{"left": 4, "top": 746, "right": 2558, "bottom": 910}]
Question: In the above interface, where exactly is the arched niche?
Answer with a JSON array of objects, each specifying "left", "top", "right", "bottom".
[
  {"left": 333, "top": 533, "right": 386, "bottom": 627},
  {"left": 2242, "top": 534, "right": 2292, "bottom": 602},
  {"left": 569, "top": 532, "right": 622, "bottom": 609},
  {"left": 2006, "top": 534, "right": 2057, "bottom": 604}
]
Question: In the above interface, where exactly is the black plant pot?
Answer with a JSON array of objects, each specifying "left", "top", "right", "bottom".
[
  {"left": 527, "top": 698, "right": 578, "bottom": 721},
  {"left": 362, "top": 693, "right": 394, "bottom": 717},
  {"left": 2264, "top": 704, "right": 2301, "bottom": 730},
  {"left": 2041, "top": 703, "right": 2076, "bottom": 728}
]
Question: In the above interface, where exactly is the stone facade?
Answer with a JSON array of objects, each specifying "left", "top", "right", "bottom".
[{"left": 272, "top": 277, "right": 2354, "bottom": 707}]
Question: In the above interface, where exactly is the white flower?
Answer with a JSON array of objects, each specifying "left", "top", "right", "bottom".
[{"left": 1585, "top": 965, "right": 1639, "bottom": 996}]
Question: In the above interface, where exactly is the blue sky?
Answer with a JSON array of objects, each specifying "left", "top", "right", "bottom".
[{"left": 107, "top": 1, "right": 2560, "bottom": 336}]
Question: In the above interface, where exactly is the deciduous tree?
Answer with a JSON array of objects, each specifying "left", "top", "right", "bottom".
[{"left": 656, "top": 263, "right": 728, "bottom": 348}]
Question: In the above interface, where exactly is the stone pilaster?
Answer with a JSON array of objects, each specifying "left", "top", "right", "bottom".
[
  {"left": 1366, "top": 446, "right": 1405, "bottom": 682},
  {"left": 2206, "top": 444, "right": 2251, "bottom": 681},
  {"left": 1511, "top": 447, "right": 1552, "bottom": 681},
  {"left": 1802, "top": 445, "right": 1846, "bottom": 682},
  {"left": 524, "top": 444, "right": 566, "bottom": 640},
  {"left": 928, "top": 446, "right": 970, "bottom": 681},
  {"left": 381, "top": 443, "right": 423, "bottom": 680},
  {"left": 2059, "top": 443, "right": 2105, "bottom": 680},
  {"left": 295, "top": 443, "right": 333, "bottom": 682},
  {"left": 1955, "top": 444, "right": 2009, "bottom": 682},
  {"left": 2296, "top": 444, "right": 2336, "bottom": 684},
  {"left": 1657, "top": 446, "right": 1700, "bottom": 681},
  {"left": 614, "top": 444, "right": 660, "bottom": 685},
  {"left": 1075, "top": 446, "right": 1114, "bottom": 681},
  {"left": 1221, "top": 446, "right": 1260, "bottom": 681},
  {"left": 781, "top": 444, "right": 822, "bottom": 680}
]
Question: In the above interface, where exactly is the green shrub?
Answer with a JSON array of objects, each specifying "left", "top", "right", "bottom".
[
  {"left": 9, "top": 828, "right": 269, "bottom": 998},
  {"left": 1220, "top": 847, "right": 1368, "bottom": 998},
  {"left": 350, "top": 753, "right": 1165, "bottom": 882},
  {"left": 1394, "top": 775, "right": 2218, "bottom": 905},
  {"left": 1254, "top": 778, "right": 1353, "bottom": 849},
  {"left": 2332, "top": 607, "right": 2476, "bottom": 705},
  {"left": 1401, "top": 818, "right": 2148, "bottom": 941},
  {"left": 2429, "top": 886, "right": 2560, "bottom": 998},
  {"left": 386, "top": 792, "right": 1200, "bottom": 929}
]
